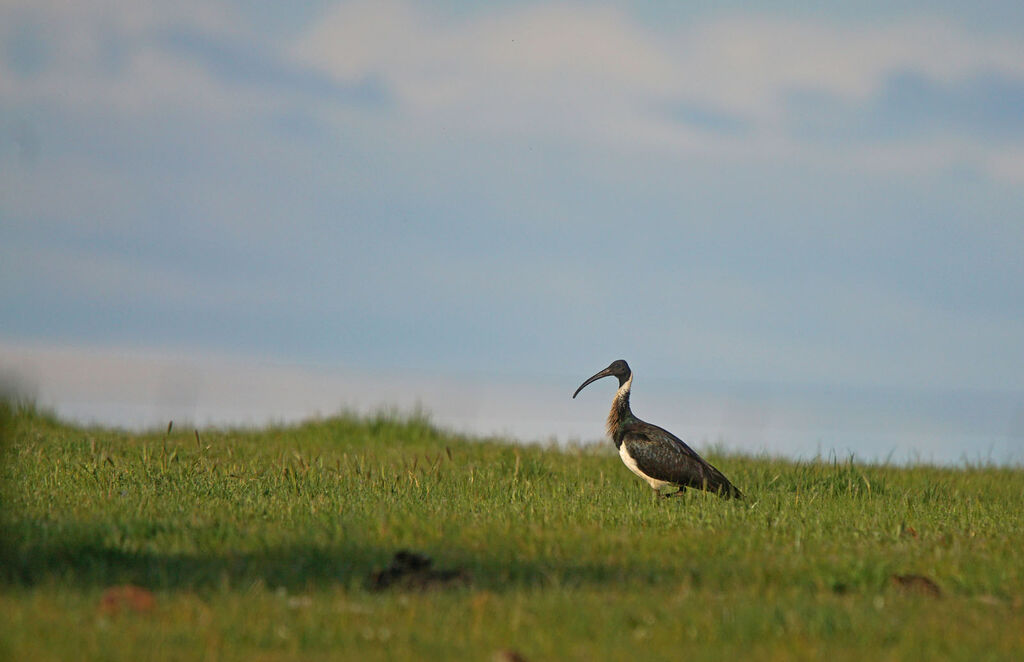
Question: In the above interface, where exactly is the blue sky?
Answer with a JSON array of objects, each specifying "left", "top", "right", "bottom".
[{"left": 2, "top": 1, "right": 1023, "bottom": 459}]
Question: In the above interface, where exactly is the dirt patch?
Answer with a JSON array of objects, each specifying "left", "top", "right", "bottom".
[
  {"left": 99, "top": 585, "right": 156, "bottom": 615},
  {"left": 890, "top": 574, "right": 942, "bottom": 598}
]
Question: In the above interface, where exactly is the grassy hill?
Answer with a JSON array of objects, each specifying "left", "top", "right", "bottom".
[{"left": 2, "top": 402, "right": 1023, "bottom": 660}]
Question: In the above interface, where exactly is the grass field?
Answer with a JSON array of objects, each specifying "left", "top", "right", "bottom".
[{"left": 2, "top": 401, "right": 1023, "bottom": 660}]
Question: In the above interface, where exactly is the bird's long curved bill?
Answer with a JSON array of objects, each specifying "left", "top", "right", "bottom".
[{"left": 572, "top": 367, "right": 614, "bottom": 399}]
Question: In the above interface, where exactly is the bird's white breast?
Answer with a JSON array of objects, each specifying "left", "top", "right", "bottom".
[{"left": 618, "top": 443, "right": 671, "bottom": 490}]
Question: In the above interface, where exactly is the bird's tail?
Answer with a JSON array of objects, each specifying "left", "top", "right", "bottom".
[
  {"left": 720, "top": 480, "right": 743, "bottom": 499},
  {"left": 704, "top": 465, "right": 743, "bottom": 499}
]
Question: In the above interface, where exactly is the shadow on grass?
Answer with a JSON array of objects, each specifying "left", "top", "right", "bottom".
[
  {"left": 0, "top": 521, "right": 674, "bottom": 593},
  {"left": 0, "top": 400, "right": 674, "bottom": 594}
]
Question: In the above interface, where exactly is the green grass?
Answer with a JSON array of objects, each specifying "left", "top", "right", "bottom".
[{"left": 2, "top": 401, "right": 1023, "bottom": 660}]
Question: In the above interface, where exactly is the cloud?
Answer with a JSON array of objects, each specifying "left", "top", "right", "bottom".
[
  {"left": 669, "top": 16, "right": 1024, "bottom": 108},
  {"left": 4, "top": 1, "right": 1023, "bottom": 181},
  {"left": 0, "top": 0, "right": 381, "bottom": 119},
  {"left": 870, "top": 70, "right": 1024, "bottom": 138},
  {"left": 154, "top": 26, "right": 390, "bottom": 106},
  {"left": 294, "top": 3, "right": 1024, "bottom": 180},
  {"left": 788, "top": 70, "right": 1024, "bottom": 140},
  {"left": 295, "top": 0, "right": 679, "bottom": 154}
]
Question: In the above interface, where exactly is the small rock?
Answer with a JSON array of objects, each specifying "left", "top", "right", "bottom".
[{"left": 99, "top": 585, "right": 156, "bottom": 614}]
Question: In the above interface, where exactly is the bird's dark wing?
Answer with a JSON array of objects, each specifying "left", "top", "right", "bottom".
[{"left": 619, "top": 422, "right": 742, "bottom": 498}]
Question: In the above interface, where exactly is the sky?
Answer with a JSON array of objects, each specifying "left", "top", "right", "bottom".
[{"left": 2, "top": 1, "right": 1023, "bottom": 463}]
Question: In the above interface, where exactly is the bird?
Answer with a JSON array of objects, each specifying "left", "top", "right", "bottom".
[{"left": 573, "top": 359, "right": 742, "bottom": 499}]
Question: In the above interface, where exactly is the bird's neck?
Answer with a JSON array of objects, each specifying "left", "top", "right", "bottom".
[{"left": 605, "top": 373, "right": 634, "bottom": 438}]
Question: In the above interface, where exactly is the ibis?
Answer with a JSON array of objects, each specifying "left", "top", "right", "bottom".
[{"left": 573, "top": 359, "right": 742, "bottom": 499}]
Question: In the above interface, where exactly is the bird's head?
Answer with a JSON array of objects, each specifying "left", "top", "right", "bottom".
[{"left": 572, "top": 359, "right": 631, "bottom": 399}]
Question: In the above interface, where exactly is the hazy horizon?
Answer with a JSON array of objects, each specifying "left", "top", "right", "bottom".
[{"left": 4, "top": 341, "right": 1020, "bottom": 467}]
